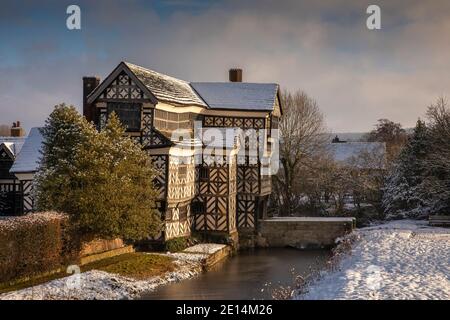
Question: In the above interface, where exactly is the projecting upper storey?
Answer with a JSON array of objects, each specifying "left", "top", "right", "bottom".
[{"left": 86, "top": 61, "right": 282, "bottom": 115}]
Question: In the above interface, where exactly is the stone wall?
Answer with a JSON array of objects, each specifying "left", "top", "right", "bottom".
[
  {"left": 258, "top": 217, "right": 355, "bottom": 249},
  {"left": 79, "top": 238, "right": 134, "bottom": 265},
  {"left": 80, "top": 238, "right": 125, "bottom": 257}
]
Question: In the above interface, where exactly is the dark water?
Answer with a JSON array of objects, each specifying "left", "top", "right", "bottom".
[{"left": 141, "top": 248, "right": 330, "bottom": 300}]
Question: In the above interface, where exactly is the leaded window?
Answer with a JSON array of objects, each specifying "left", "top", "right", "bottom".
[{"left": 107, "top": 102, "right": 141, "bottom": 131}]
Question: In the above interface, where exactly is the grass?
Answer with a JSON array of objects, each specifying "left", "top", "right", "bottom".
[
  {"left": 88, "top": 253, "right": 174, "bottom": 280},
  {"left": 0, "top": 253, "right": 174, "bottom": 294}
]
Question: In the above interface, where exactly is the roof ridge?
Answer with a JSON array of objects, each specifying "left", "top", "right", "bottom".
[
  {"left": 190, "top": 82, "right": 278, "bottom": 111},
  {"left": 123, "top": 61, "right": 207, "bottom": 107},
  {"left": 191, "top": 81, "right": 278, "bottom": 85},
  {"left": 123, "top": 61, "right": 190, "bottom": 85},
  {"left": 189, "top": 82, "right": 209, "bottom": 108}
]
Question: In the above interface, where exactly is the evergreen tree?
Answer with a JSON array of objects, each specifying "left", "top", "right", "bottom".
[
  {"left": 35, "top": 104, "right": 96, "bottom": 211},
  {"left": 35, "top": 105, "right": 161, "bottom": 240},
  {"left": 382, "top": 119, "right": 430, "bottom": 219}
]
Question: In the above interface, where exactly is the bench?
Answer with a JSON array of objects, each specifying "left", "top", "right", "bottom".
[{"left": 429, "top": 215, "right": 450, "bottom": 227}]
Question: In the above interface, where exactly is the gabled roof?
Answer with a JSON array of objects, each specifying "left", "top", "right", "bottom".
[
  {"left": 88, "top": 62, "right": 281, "bottom": 112},
  {"left": 125, "top": 62, "right": 207, "bottom": 107},
  {"left": 10, "top": 128, "right": 43, "bottom": 174},
  {"left": 0, "top": 144, "right": 14, "bottom": 160},
  {"left": 87, "top": 62, "right": 207, "bottom": 107},
  {"left": 191, "top": 82, "right": 279, "bottom": 111},
  {"left": 0, "top": 143, "right": 14, "bottom": 159},
  {"left": 0, "top": 137, "right": 25, "bottom": 159}
]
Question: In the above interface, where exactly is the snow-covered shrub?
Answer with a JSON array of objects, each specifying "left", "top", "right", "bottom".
[
  {"left": 383, "top": 98, "right": 450, "bottom": 219},
  {"left": 382, "top": 119, "right": 430, "bottom": 219},
  {"left": 0, "top": 212, "right": 75, "bottom": 283}
]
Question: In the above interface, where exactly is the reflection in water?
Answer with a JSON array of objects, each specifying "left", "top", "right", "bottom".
[{"left": 142, "top": 248, "right": 330, "bottom": 300}]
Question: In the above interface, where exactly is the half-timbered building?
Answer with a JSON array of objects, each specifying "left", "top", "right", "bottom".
[
  {"left": 0, "top": 136, "right": 24, "bottom": 216},
  {"left": 0, "top": 125, "right": 42, "bottom": 215},
  {"left": 85, "top": 62, "right": 282, "bottom": 243}
]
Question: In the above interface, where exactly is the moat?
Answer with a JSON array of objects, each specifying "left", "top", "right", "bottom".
[{"left": 141, "top": 248, "right": 331, "bottom": 300}]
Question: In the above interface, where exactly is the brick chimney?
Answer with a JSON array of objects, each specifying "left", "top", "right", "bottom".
[
  {"left": 11, "top": 121, "right": 24, "bottom": 137},
  {"left": 83, "top": 76, "right": 100, "bottom": 124},
  {"left": 229, "top": 68, "right": 242, "bottom": 82}
]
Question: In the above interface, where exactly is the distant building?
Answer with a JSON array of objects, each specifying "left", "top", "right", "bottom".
[
  {"left": 329, "top": 139, "right": 386, "bottom": 170},
  {"left": 0, "top": 124, "right": 43, "bottom": 215},
  {"left": 331, "top": 135, "right": 346, "bottom": 143}
]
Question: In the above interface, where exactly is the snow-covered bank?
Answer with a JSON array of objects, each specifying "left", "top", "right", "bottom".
[
  {"left": 0, "top": 257, "right": 202, "bottom": 300},
  {"left": 0, "top": 243, "right": 231, "bottom": 300},
  {"left": 0, "top": 260, "right": 202, "bottom": 300},
  {"left": 299, "top": 220, "right": 450, "bottom": 300}
]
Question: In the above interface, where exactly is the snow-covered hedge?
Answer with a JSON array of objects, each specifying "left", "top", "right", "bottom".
[{"left": 0, "top": 212, "right": 76, "bottom": 283}]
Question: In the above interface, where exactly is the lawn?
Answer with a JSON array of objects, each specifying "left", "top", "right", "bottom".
[
  {"left": 0, "top": 253, "right": 174, "bottom": 293},
  {"left": 87, "top": 253, "right": 174, "bottom": 279}
]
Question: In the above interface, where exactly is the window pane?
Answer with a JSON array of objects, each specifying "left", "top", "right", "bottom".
[{"left": 107, "top": 103, "right": 141, "bottom": 131}]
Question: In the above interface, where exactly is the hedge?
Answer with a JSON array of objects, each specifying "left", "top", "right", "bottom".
[
  {"left": 164, "top": 236, "right": 189, "bottom": 252},
  {"left": 0, "top": 212, "right": 78, "bottom": 283}
]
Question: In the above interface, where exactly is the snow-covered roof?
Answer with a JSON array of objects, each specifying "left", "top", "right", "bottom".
[
  {"left": 1, "top": 142, "right": 20, "bottom": 158},
  {"left": 10, "top": 128, "right": 43, "bottom": 173},
  {"left": 89, "top": 62, "right": 280, "bottom": 112},
  {"left": 0, "top": 137, "right": 25, "bottom": 157},
  {"left": 191, "top": 82, "right": 279, "bottom": 111},
  {"left": 124, "top": 62, "right": 207, "bottom": 107},
  {"left": 329, "top": 142, "right": 386, "bottom": 168}
]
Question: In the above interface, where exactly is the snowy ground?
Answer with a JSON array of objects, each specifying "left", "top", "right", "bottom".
[
  {"left": 300, "top": 220, "right": 450, "bottom": 300},
  {"left": 0, "top": 247, "right": 216, "bottom": 301},
  {"left": 0, "top": 258, "right": 202, "bottom": 300},
  {"left": 0, "top": 243, "right": 229, "bottom": 300}
]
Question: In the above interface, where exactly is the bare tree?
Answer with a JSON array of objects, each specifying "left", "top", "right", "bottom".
[
  {"left": 273, "top": 90, "right": 328, "bottom": 216},
  {"left": 426, "top": 97, "right": 450, "bottom": 144},
  {"left": 365, "top": 119, "right": 407, "bottom": 163},
  {"left": 421, "top": 97, "right": 450, "bottom": 214},
  {"left": 347, "top": 145, "right": 387, "bottom": 213}
]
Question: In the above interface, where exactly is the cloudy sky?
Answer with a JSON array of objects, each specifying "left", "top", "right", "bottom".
[{"left": 1, "top": 0, "right": 450, "bottom": 133}]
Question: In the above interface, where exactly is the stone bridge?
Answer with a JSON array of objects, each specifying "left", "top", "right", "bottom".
[{"left": 256, "top": 217, "right": 356, "bottom": 249}]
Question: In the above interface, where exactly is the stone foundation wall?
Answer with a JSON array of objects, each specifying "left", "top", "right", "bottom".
[
  {"left": 258, "top": 217, "right": 355, "bottom": 249},
  {"left": 194, "top": 230, "right": 239, "bottom": 252},
  {"left": 80, "top": 238, "right": 125, "bottom": 257}
]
